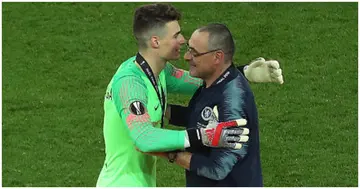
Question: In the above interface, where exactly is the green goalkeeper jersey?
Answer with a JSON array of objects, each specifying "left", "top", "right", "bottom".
[{"left": 96, "top": 56, "right": 202, "bottom": 187}]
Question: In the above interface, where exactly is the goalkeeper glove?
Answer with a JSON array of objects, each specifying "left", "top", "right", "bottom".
[
  {"left": 244, "top": 57, "right": 284, "bottom": 84},
  {"left": 187, "top": 115, "right": 249, "bottom": 150}
]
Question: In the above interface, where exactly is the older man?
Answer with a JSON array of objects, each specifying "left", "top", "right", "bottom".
[{"left": 157, "top": 23, "right": 265, "bottom": 187}]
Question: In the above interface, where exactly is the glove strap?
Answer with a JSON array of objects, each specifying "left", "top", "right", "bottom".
[{"left": 186, "top": 128, "right": 204, "bottom": 151}]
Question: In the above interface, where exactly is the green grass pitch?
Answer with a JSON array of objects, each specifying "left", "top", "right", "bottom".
[{"left": 2, "top": 2, "right": 358, "bottom": 187}]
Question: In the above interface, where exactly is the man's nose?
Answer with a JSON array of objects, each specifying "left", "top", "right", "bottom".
[
  {"left": 184, "top": 51, "right": 192, "bottom": 61},
  {"left": 180, "top": 36, "right": 186, "bottom": 45}
]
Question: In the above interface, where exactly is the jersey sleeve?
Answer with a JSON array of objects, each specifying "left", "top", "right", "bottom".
[
  {"left": 168, "top": 104, "right": 189, "bottom": 127},
  {"left": 112, "top": 75, "right": 186, "bottom": 152},
  {"left": 164, "top": 63, "right": 202, "bottom": 95}
]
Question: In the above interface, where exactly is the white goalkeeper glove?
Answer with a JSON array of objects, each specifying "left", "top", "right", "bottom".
[{"left": 244, "top": 57, "right": 284, "bottom": 84}]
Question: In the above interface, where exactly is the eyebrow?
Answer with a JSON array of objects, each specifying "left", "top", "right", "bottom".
[
  {"left": 186, "top": 42, "right": 199, "bottom": 53},
  {"left": 173, "top": 31, "right": 181, "bottom": 37}
]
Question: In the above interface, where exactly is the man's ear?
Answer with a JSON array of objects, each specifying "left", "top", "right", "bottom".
[
  {"left": 214, "top": 51, "right": 224, "bottom": 64},
  {"left": 150, "top": 36, "right": 160, "bottom": 48}
]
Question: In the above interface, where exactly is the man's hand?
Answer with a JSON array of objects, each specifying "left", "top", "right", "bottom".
[
  {"left": 244, "top": 57, "right": 284, "bottom": 84},
  {"left": 200, "top": 118, "right": 249, "bottom": 149}
]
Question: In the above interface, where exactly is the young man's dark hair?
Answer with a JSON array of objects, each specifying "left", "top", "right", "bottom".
[{"left": 133, "top": 3, "right": 182, "bottom": 49}]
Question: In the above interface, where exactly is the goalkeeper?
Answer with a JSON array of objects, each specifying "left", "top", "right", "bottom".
[{"left": 96, "top": 3, "right": 284, "bottom": 187}]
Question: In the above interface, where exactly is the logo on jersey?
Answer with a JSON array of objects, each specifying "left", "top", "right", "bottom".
[
  {"left": 198, "top": 106, "right": 219, "bottom": 128},
  {"left": 129, "top": 101, "right": 146, "bottom": 115},
  {"left": 201, "top": 107, "right": 213, "bottom": 121}
]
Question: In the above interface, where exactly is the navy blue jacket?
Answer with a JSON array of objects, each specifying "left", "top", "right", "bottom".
[{"left": 185, "top": 64, "right": 263, "bottom": 187}]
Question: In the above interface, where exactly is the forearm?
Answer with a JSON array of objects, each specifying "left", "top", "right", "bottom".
[
  {"left": 128, "top": 116, "right": 203, "bottom": 152},
  {"left": 126, "top": 114, "right": 186, "bottom": 152},
  {"left": 165, "top": 63, "right": 202, "bottom": 95}
]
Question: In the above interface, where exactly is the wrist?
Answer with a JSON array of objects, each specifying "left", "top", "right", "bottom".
[{"left": 186, "top": 128, "right": 204, "bottom": 150}]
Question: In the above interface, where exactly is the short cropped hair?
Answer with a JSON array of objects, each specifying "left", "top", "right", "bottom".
[
  {"left": 133, "top": 4, "right": 181, "bottom": 49},
  {"left": 197, "top": 23, "right": 235, "bottom": 63}
]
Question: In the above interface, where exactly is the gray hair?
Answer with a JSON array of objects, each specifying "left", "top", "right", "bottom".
[{"left": 197, "top": 23, "right": 235, "bottom": 63}]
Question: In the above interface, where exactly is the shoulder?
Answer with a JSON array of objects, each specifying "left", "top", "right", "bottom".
[
  {"left": 222, "top": 73, "right": 252, "bottom": 102},
  {"left": 112, "top": 56, "right": 146, "bottom": 89},
  {"left": 115, "top": 56, "right": 141, "bottom": 77}
]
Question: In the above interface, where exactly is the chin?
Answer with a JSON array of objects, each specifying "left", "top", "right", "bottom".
[
  {"left": 165, "top": 54, "right": 180, "bottom": 61},
  {"left": 189, "top": 70, "right": 198, "bottom": 78}
]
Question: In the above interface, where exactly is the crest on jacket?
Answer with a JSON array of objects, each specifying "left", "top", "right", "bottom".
[{"left": 199, "top": 106, "right": 219, "bottom": 128}]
